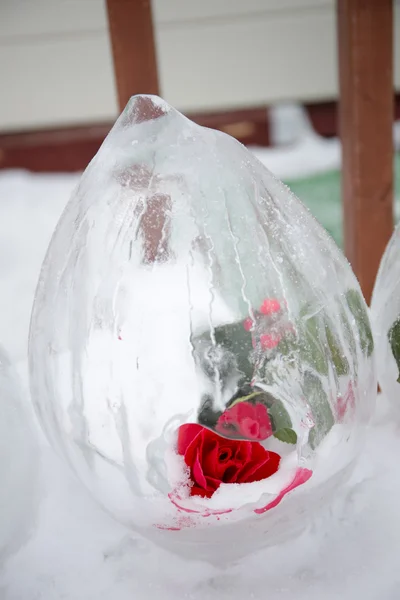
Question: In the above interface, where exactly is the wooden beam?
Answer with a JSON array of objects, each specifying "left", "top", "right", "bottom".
[
  {"left": 337, "top": 0, "right": 394, "bottom": 303},
  {"left": 0, "top": 107, "right": 271, "bottom": 173},
  {"left": 106, "top": 0, "right": 160, "bottom": 112}
]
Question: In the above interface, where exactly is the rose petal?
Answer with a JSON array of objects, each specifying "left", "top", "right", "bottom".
[
  {"left": 192, "top": 450, "right": 208, "bottom": 490},
  {"left": 217, "top": 402, "right": 273, "bottom": 442},
  {"left": 236, "top": 446, "right": 280, "bottom": 483},
  {"left": 177, "top": 423, "right": 204, "bottom": 455},
  {"left": 215, "top": 409, "right": 239, "bottom": 439},
  {"left": 254, "top": 468, "right": 312, "bottom": 514},
  {"left": 217, "top": 446, "right": 234, "bottom": 463},
  {"left": 235, "top": 456, "right": 269, "bottom": 482},
  {"left": 234, "top": 404, "right": 261, "bottom": 439},
  {"left": 240, "top": 416, "right": 260, "bottom": 439},
  {"left": 201, "top": 430, "right": 239, "bottom": 481},
  {"left": 234, "top": 440, "right": 252, "bottom": 463},
  {"left": 251, "top": 443, "right": 279, "bottom": 470},
  {"left": 201, "top": 439, "right": 220, "bottom": 475},
  {"left": 235, "top": 402, "right": 252, "bottom": 419},
  {"left": 176, "top": 423, "right": 285, "bottom": 502},
  {"left": 247, "top": 451, "right": 281, "bottom": 483},
  {"left": 254, "top": 403, "right": 273, "bottom": 438},
  {"left": 204, "top": 475, "right": 222, "bottom": 492},
  {"left": 191, "top": 485, "right": 213, "bottom": 498},
  {"left": 223, "top": 461, "right": 245, "bottom": 483}
]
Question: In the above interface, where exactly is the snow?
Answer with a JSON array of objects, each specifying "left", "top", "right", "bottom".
[
  {"left": 253, "top": 103, "right": 400, "bottom": 181},
  {"left": 2, "top": 392, "right": 400, "bottom": 600},
  {"left": 1, "top": 115, "right": 400, "bottom": 598},
  {"left": 251, "top": 104, "right": 341, "bottom": 180}
]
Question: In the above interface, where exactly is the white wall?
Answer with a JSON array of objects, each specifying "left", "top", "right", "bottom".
[{"left": 0, "top": 0, "right": 399, "bottom": 132}]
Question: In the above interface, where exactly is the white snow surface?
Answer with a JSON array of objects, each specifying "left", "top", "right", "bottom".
[
  {"left": 0, "top": 127, "right": 400, "bottom": 598},
  {"left": 254, "top": 104, "right": 400, "bottom": 180}
]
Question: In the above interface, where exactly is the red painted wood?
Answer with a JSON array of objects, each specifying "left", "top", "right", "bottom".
[{"left": 337, "top": 0, "right": 394, "bottom": 303}]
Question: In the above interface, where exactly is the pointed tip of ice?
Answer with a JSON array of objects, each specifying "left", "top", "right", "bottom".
[
  {"left": 121, "top": 95, "right": 176, "bottom": 127},
  {"left": 132, "top": 94, "right": 171, "bottom": 109}
]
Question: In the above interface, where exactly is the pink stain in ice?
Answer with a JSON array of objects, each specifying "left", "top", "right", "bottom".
[
  {"left": 168, "top": 492, "right": 233, "bottom": 518},
  {"left": 337, "top": 381, "right": 356, "bottom": 421},
  {"left": 254, "top": 468, "right": 313, "bottom": 514},
  {"left": 155, "top": 513, "right": 195, "bottom": 531},
  {"left": 163, "top": 468, "right": 312, "bottom": 529}
]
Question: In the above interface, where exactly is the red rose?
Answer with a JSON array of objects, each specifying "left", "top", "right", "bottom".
[
  {"left": 177, "top": 423, "right": 280, "bottom": 499},
  {"left": 215, "top": 401, "right": 273, "bottom": 441}
]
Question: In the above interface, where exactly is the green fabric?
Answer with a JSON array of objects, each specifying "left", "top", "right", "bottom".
[{"left": 285, "top": 153, "right": 400, "bottom": 249}]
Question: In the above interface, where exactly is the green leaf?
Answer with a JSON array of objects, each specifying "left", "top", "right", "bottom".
[
  {"left": 340, "top": 307, "right": 357, "bottom": 359},
  {"left": 268, "top": 398, "right": 292, "bottom": 432},
  {"left": 213, "top": 320, "right": 254, "bottom": 379},
  {"left": 388, "top": 317, "right": 400, "bottom": 383},
  {"left": 303, "top": 371, "right": 334, "bottom": 449},
  {"left": 297, "top": 306, "right": 349, "bottom": 377},
  {"left": 298, "top": 314, "right": 329, "bottom": 376},
  {"left": 276, "top": 331, "right": 297, "bottom": 359},
  {"left": 345, "top": 289, "right": 374, "bottom": 357},
  {"left": 228, "top": 388, "right": 268, "bottom": 410},
  {"left": 325, "top": 320, "right": 349, "bottom": 376},
  {"left": 273, "top": 428, "right": 297, "bottom": 444}
]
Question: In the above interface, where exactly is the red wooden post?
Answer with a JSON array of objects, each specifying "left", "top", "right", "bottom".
[
  {"left": 106, "top": 0, "right": 167, "bottom": 260},
  {"left": 337, "top": 0, "right": 394, "bottom": 303},
  {"left": 106, "top": 0, "right": 160, "bottom": 112}
]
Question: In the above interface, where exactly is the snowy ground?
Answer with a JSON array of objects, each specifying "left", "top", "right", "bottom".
[{"left": 1, "top": 110, "right": 400, "bottom": 599}]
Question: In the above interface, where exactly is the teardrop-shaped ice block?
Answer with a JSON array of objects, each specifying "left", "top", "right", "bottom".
[
  {"left": 29, "top": 95, "right": 375, "bottom": 562},
  {"left": 371, "top": 224, "right": 400, "bottom": 409},
  {"left": 0, "top": 348, "right": 39, "bottom": 560}
]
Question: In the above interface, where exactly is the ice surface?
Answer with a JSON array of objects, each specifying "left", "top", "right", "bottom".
[
  {"left": 0, "top": 117, "right": 396, "bottom": 597},
  {"left": 371, "top": 225, "right": 400, "bottom": 412},
  {"left": 27, "top": 96, "right": 375, "bottom": 560}
]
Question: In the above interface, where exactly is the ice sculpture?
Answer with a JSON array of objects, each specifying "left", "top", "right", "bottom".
[
  {"left": 29, "top": 95, "right": 376, "bottom": 563},
  {"left": 371, "top": 224, "right": 400, "bottom": 409},
  {"left": 0, "top": 348, "right": 39, "bottom": 560}
]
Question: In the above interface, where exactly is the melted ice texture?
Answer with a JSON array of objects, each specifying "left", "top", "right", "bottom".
[
  {"left": 28, "top": 96, "right": 375, "bottom": 558},
  {"left": 371, "top": 225, "right": 400, "bottom": 411}
]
